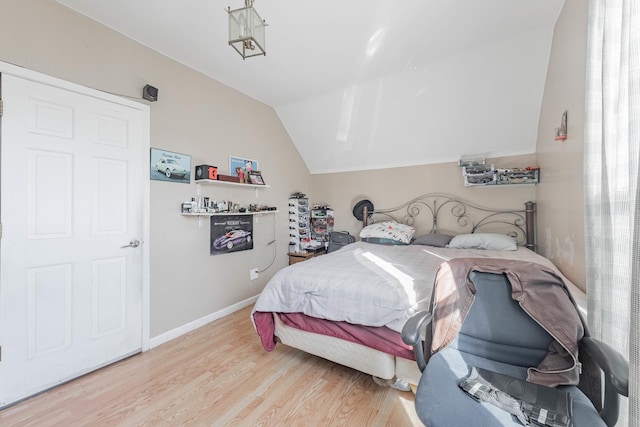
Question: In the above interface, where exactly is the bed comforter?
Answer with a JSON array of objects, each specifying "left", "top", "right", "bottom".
[{"left": 253, "top": 242, "right": 583, "bottom": 352}]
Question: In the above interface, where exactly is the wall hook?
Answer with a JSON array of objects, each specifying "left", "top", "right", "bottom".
[{"left": 555, "top": 110, "right": 567, "bottom": 141}]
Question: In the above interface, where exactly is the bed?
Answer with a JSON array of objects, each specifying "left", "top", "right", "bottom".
[{"left": 252, "top": 194, "right": 583, "bottom": 389}]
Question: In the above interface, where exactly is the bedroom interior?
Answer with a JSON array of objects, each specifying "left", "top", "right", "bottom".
[{"left": 0, "top": 0, "right": 636, "bottom": 425}]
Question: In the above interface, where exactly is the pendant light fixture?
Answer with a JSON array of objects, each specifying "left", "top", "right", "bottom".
[{"left": 227, "top": 0, "right": 267, "bottom": 59}]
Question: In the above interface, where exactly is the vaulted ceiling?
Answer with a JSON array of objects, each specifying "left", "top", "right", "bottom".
[{"left": 57, "top": 0, "right": 565, "bottom": 173}]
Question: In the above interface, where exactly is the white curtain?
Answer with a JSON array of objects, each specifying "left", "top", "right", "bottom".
[{"left": 584, "top": 0, "right": 640, "bottom": 425}]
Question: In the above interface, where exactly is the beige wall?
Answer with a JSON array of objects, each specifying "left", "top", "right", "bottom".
[
  {"left": 535, "top": 0, "right": 588, "bottom": 291},
  {"left": 0, "top": 0, "right": 311, "bottom": 337},
  {"left": 314, "top": 0, "right": 591, "bottom": 293},
  {"left": 312, "top": 154, "right": 537, "bottom": 238}
]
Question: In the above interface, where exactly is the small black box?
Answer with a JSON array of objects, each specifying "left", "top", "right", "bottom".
[{"left": 195, "top": 164, "right": 218, "bottom": 180}]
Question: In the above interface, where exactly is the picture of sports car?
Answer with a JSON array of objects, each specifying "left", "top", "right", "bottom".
[
  {"left": 213, "top": 229, "right": 252, "bottom": 250},
  {"left": 155, "top": 158, "right": 188, "bottom": 178}
]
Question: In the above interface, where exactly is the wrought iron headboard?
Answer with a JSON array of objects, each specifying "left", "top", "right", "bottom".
[{"left": 361, "top": 193, "right": 536, "bottom": 250}]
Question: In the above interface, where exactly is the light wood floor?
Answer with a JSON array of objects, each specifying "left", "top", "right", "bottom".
[{"left": 0, "top": 306, "right": 422, "bottom": 426}]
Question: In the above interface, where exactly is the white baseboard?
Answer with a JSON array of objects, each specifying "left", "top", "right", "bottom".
[{"left": 149, "top": 295, "right": 259, "bottom": 349}]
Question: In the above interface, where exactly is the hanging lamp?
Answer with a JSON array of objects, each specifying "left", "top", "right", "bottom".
[{"left": 227, "top": 0, "right": 267, "bottom": 59}]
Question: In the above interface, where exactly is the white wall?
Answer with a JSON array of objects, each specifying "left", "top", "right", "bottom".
[{"left": 278, "top": 27, "right": 555, "bottom": 174}]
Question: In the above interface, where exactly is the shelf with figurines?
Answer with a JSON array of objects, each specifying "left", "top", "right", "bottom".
[
  {"left": 194, "top": 164, "right": 270, "bottom": 189},
  {"left": 459, "top": 157, "right": 539, "bottom": 186}
]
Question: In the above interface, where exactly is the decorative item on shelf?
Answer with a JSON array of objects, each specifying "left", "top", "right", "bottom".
[
  {"left": 234, "top": 166, "right": 245, "bottom": 183},
  {"left": 229, "top": 156, "right": 258, "bottom": 184},
  {"left": 248, "top": 171, "right": 265, "bottom": 185},
  {"left": 217, "top": 174, "right": 241, "bottom": 183},
  {"left": 496, "top": 167, "right": 540, "bottom": 185},
  {"left": 227, "top": 0, "right": 267, "bottom": 59},
  {"left": 555, "top": 110, "right": 568, "bottom": 141},
  {"left": 458, "top": 154, "right": 487, "bottom": 168},
  {"left": 195, "top": 164, "right": 218, "bottom": 180},
  {"left": 463, "top": 164, "right": 496, "bottom": 186}
]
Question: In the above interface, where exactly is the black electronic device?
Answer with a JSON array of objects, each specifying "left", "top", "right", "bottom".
[
  {"left": 195, "top": 164, "right": 218, "bottom": 180},
  {"left": 142, "top": 84, "right": 158, "bottom": 102}
]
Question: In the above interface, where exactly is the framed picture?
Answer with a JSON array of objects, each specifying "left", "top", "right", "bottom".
[
  {"left": 229, "top": 156, "right": 259, "bottom": 178},
  {"left": 150, "top": 148, "right": 191, "bottom": 183},
  {"left": 211, "top": 215, "right": 254, "bottom": 255},
  {"left": 248, "top": 171, "right": 265, "bottom": 185}
]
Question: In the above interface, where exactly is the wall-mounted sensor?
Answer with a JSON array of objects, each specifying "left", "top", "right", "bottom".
[{"left": 142, "top": 84, "right": 158, "bottom": 102}]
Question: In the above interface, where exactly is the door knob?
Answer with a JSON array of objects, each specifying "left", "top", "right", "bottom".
[{"left": 120, "top": 239, "right": 140, "bottom": 248}]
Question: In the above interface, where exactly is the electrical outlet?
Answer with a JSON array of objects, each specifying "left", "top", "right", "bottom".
[{"left": 250, "top": 268, "right": 259, "bottom": 280}]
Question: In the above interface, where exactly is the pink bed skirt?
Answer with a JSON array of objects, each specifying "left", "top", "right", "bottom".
[{"left": 253, "top": 311, "right": 415, "bottom": 361}]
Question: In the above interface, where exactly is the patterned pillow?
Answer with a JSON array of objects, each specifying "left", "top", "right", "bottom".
[{"left": 359, "top": 221, "right": 416, "bottom": 244}]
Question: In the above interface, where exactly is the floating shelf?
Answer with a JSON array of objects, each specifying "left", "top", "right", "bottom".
[
  {"left": 195, "top": 179, "right": 270, "bottom": 199},
  {"left": 195, "top": 179, "right": 270, "bottom": 189},
  {"left": 181, "top": 210, "right": 278, "bottom": 228},
  {"left": 181, "top": 210, "right": 279, "bottom": 217}
]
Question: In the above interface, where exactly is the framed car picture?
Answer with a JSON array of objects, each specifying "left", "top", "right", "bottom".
[
  {"left": 150, "top": 148, "right": 191, "bottom": 183},
  {"left": 210, "top": 215, "right": 254, "bottom": 255}
]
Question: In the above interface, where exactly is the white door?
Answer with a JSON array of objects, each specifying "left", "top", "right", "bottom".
[{"left": 0, "top": 72, "right": 147, "bottom": 406}]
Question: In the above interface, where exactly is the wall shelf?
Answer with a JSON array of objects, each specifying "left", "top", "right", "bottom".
[
  {"left": 186, "top": 178, "right": 275, "bottom": 226},
  {"left": 195, "top": 179, "right": 270, "bottom": 188},
  {"left": 181, "top": 210, "right": 279, "bottom": 217},
  {"left": 462, "top": 166, "right": 540, "bottom": 187},
  {"left": 181, "top": 210, "right": 278, "bottom": 227},
  {"left": 195, "top": 179, "right": 270, "bottom": 198}
]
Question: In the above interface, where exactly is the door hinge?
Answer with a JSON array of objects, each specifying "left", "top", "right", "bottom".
[{"left": 0, "top": 98, "right": 3, "bottom": 117}]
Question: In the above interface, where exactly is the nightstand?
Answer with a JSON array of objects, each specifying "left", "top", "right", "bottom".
[{"left": 288, "top": 251, "right": 323, "bottom": 265}]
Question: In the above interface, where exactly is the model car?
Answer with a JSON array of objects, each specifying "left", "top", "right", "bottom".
[
  {"left": 155, "top": 158, "right": 187, "bottom": 178},
  {"left": 213, "top": 229, "right": 252, "bottom": 250}
]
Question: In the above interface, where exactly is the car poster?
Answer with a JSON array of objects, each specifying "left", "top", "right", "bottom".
[
  {"left": 210, "top": 215, "right": 253, "bottom": 255},
  {"left": 150, "top": 148, "right": 191, "bottom": 183}
]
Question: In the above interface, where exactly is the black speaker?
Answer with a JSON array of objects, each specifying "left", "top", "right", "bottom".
[
  {"left": 142, "top": 84, "right": 158, "bottom": 102},
  {"left": 195, "top": 164, "right": 218, "bottom": 180}
]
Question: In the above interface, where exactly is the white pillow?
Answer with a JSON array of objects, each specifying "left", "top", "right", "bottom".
[
  {"left": 446, "top": 233, "right": 517, "bottom": 251},
  {"left": 359, "top": 221, "right": 416, "bottom": 244}
]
